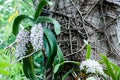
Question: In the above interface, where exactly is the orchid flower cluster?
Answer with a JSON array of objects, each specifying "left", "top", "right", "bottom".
[
  {"left": 30, "top": 24, "right": 43, "bottom": 51},
  {"left": 80, "top": 59, "right": 106, "bottom": 80},
  {"left": 15, "top": 23, "right": 43, "bottom": 58},
  {"left": 15, "top": 29, "right": 30, "bottom": 58}
]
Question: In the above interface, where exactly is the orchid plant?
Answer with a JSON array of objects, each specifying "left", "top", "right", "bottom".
[{"left": 12, "top": 0, "right": 64, "bottom": 80}]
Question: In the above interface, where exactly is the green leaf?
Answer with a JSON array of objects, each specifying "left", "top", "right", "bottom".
[
  {"left": 34, "top": 0, "right": 52, "bottom": 20},
  {"left": 53, "top": 46, "right": 65, "bottom": 80},
  {"left": 0, "top": 61, "right": 11, "bottom": 68},
  {"left": 12, "top": 15, "right": 34, "bottom": 36},
  {"left": 53, "top": 57, "right": 59, "bottom": 66},
  {"left": 23, "top": 56, "right": 38, "bottom": 80},
  {"left": 54, "top": 61, "right": 80, "bottom": 74},
  {"left": 23, "top": 42, "right": 38, "bottom": 80},
  {"left": 84, "top": 40, "right": 91, "bottom": 59},
  {"left": 110, "top": 62, "right": 120, "bottom": 80},
  {"left": 110, "top": 62, "right": 120, "bottom": 72},
  {"left": 62, "top": 70, "right": 72, "bottom": 80},
  {"left": 36, "top": 16, "right": 61, "bottom": 35},
  {"left": 54, "top": 64, "right": 61, "bottom": 74},
  {"left": 0, "top": 69, "right": 11, "bottom": 76},
  {"left": 54, "top": 45, "right": 64, "bottom": 72},
  {"left": 43, "top": 34, "right": 51, "bottom": 57},
  {"left": 57, "top": 45, "right": 64, "bottom": 63},
  {"left": 53, "top": 46, "right": 64, "bottom": 65},
  {"left": 43, "top": 28, "right": 57, "bottom": 69},
  {"left": 117, "top": 70, "right": 120, "bottom": 80},
  {"left": 86, "top": 44, "right": 91, "bottom": 59},
  {"left": 100, "top": 54, "right": 117, "bottom": 80}
]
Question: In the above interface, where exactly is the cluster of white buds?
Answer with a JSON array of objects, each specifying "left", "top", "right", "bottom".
[
  {"left": 15, "top": 30, "right": 30, "bottom": 58},
  {"left": 80, "top": 59, "right": 105, "bottom": 76},
  {"left": 30, "top": 23, "right": 43, "bottom": 51},
  {"left": 15, "top": 23, "right": 44, "bottom": 58}
]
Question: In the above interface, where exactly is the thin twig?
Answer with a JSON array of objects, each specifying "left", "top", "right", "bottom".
[
  {"left": 65, "top": 43, "right": 86, "bottom": 58},
  {"left": 84, "top": 0, "right": 100, "bottom": 20},
  {"left": 4, "top": 41, "right": 16, "bottom": 50},
  {"left": 70, "top": 0, "right": 89, "bottom": 39},
  {"left": 71, "top": 70, "right": 77, "bottom": 78},
  {"left": 12, "top": 50, "right": 41, "bottom": 64},
  {"left": 43, "top": 9, "right": 83, "bottom": 24},
  {"left": 68, "top": 18, "right": 73, "bottom": 53},
  {"left": 100, "top": 0, "right": 119, "bottom": 56},
  {"left": 105, "top": 0, "right": 120, "bottom": 7}
]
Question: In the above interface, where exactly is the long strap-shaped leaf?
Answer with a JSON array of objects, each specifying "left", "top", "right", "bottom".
[
  {"left": 23, "top": 56, "right": 38, "bottom": 80},
  {"left": 34, "top": 0, "right": 53, "bottom": 20},
  {"left": 86, "top": 44, "right": 91, "bottom": 59},
  {"left": 43, "top": 28, "right": 57, "bottom": 69},
  {"left": 110, "top": 62, "right": 120, "bottom": 72},
  {"left": 117, "top": 70, "right": 120, "bottom": 80},
  {"left": 54, "top": 61, "right": 80, "bottom": 74},
  {"left": 12, "top": 15, "right": 34, "bottom": 36},
  {"left": 53, "top": 46, "right": 65, "bottom": 80},
  {"left": 43, "top": 34, "right": 51, "bottom": 57},
  {"left": 62, "top": 70, "right": 72, "bottom": 80},
  {"left": 84, "top": 40, "right": 91, "bottom": 59},
  {"left": 23, "top": 42, "right": 38, "bottom": 80},
  {"left": 100, "top": 54, "right": 117, "bottom": 80},
  {"left": 55, "top": 45, "right": 64, "bottom": 71},
  {"left": 110, "top": 62, "right": 120, "bottom": 80},
  {"left": 57, "top": 45, "right": 64, "bottom": 63},
  {"left": 36, "top": 16, "right": 61, "bottom": 35}
]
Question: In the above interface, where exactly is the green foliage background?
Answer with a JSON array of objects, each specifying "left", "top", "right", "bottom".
[
  {"left": 0, "top": 0, "right": 35, "bottom": 79},
  {"left": 0, "top": 0, "right": 34, "bottom": 49}
]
